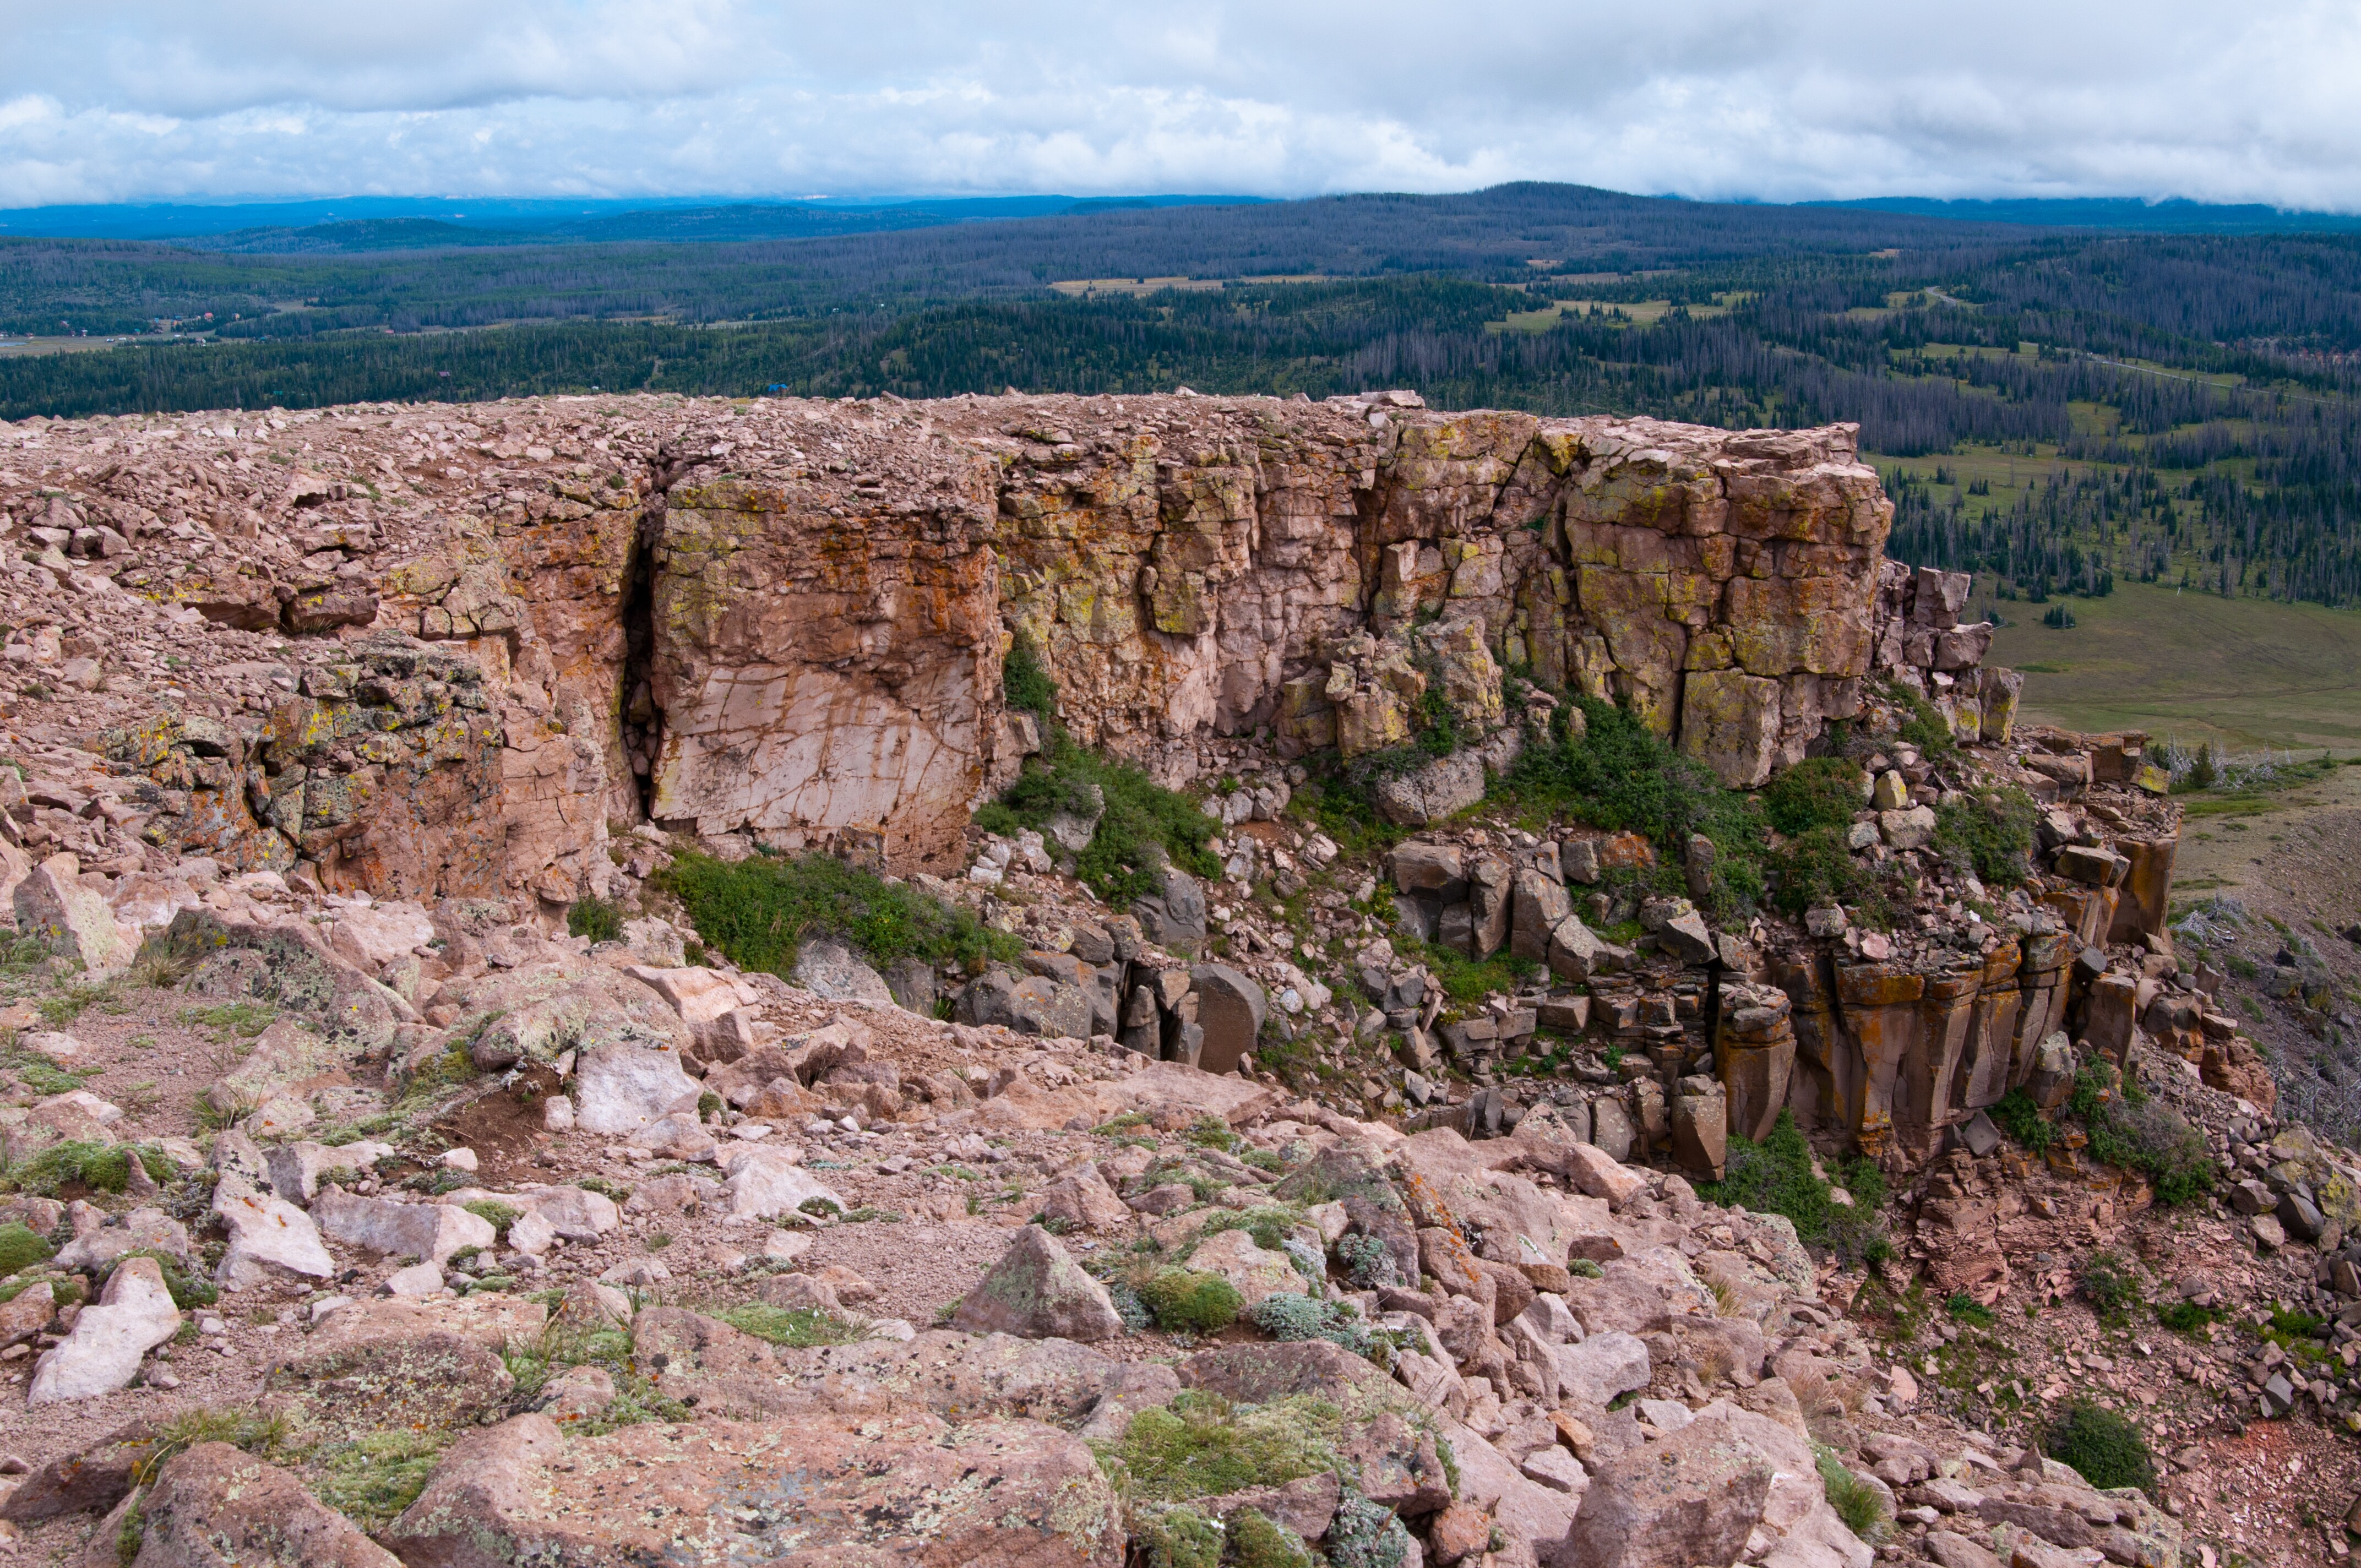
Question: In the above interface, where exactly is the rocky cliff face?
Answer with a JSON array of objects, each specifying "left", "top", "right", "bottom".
[{"left": 0, "top": 393, "right": 1997, "bottom": 899}]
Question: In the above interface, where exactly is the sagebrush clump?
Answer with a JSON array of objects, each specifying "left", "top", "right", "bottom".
[{"left": 2047, "top": 1402, "right": 2156, "bottom": 1493}]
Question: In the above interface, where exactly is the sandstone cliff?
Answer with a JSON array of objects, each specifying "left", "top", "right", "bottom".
[{"left": 0, "top": 393, "right": 2004, "bottom": 903}]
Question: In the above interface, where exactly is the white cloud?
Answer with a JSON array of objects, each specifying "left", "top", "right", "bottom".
[{"left": 1, "top": 0, "right": 2357, "bottom": 208}]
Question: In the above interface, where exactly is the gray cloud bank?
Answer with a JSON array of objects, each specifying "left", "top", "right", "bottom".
[{"left": 3, "top": 0, "right": 2356, "bottom": 209}]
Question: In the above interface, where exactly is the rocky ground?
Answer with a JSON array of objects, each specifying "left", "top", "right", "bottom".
[{"left": 0, "top": 391, "right": 2352, "bottom": 1567}]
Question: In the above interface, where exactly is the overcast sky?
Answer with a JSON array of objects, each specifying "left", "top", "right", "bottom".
[{"left": 2, "top": 0, "right": 2356, "bottom": 209}]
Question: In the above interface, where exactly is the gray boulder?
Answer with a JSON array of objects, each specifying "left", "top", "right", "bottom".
[
  {"left": 793, "top": 936, "right": 894, "bottom": 1004},
  {"left": 1190, "top": 963, "right": 1268, "bottom": 1075},
  {"left": 1374, "top": 752, "right": 1486, "bottom": 828},
  {"left": 951, "top": 1225, "right": 1124, "bottom": 1342},
  {"left": 1133, "top": 866, "right": 1207, "bottom": 955}
]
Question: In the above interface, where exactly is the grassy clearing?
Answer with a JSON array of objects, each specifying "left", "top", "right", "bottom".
[
  {"left": 1988, "top": 581, "right": 2361, "bottom": 755},
  {"left": 714, "top": 1304, "right": 866, "bottom": 1347},
  {"left": 661, "top": 850, "right": 1016, "bottom": 978}
]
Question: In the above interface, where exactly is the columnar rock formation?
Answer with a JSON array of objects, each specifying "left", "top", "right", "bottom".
[{"left": 0, "top": 393, "right": 1961, "bottom": 900}]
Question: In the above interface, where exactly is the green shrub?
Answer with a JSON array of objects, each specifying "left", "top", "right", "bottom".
[
  {"left": 463, "top": 1200, "right": 521, "bottom": 1239},
  {"left": 1766, "top": 825, "right": 1876, "bottom": 917},
  {"left": 1246, "top": 1293, "right": 1377, "bottom": 1358},
  {"left": 716, "top": 1304, "right": 864, "bottom": 1347},
  {"left": 1762, "top": 757, "right": 1865, "bottom": 836},
  {"left": 974, "top": 728, "right": 1221, "bottom": 906},
  {"left": 4, "top": 1141, "right": 171, "bottom": 1196},
  {"left": 1101, "top": 1391, "right": 1340, "bottom": 1501},
  {"left": 565, "top": 896, "right": 625, "bottom": 944},
  {"left": 1506, "top": 697, "right": 1766, "bottom": 912},
  {"left": 1229, "top": 1506, "right": 1319, "bottom": 1568},
  {"left": 2078, "top": 1250, "right": 2141, "bottom": 1323},
  {"left": 1945, "top": 1292, "right": 1994, "bottom": 1329},
  {"left": 1891, "top": 685, "right": 1957, "bottom": 758},
  {"left": 1933, "top": 787, "right": 2040, "bottom": 886},
  {"left": 1990, "top": 1088, "right": 2055, "bottom": 1153},
  {"left": 1331, "top": 1233, "right": 1400, "bottom": 1290},
  {"left": 1703, "top": 1110, "right": 1889, "bottom": 1264},
  {"left": 1003, "top": 630, "right": 1058, "bottom": 717},
  {"left": 1131, "top": 1504, "right": 1223, "bottom": 1568},
  {"left": 0, "top": 1221, "right": 53, "bottom": 1274},
  {"left": 2065, "top": 1062, "right": 2216, "bottom": 1206},
  {"left": 1569, "top": 1258, "right": 1604, "bottom": 1279},
  {"left": 661, "top": 850, "right": 1016, "bottom": 977},
  {"left": 1325, "top": 1487, "right": 1416, "bottom": 1568},
  {"left": 2155, "top": 1300, "right": 2215, "bottom": 1336},
  {"left": 2046, "top": 1402, "right": 2155, "bottom": 1493},
  {"left": 1138, "top": 1268, "right": 1243, "bottom": 1333}
]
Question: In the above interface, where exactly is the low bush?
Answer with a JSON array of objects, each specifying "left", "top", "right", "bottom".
[
  {"left": 2066, "top": 1063, "right": 2217, "bottom": 1206},
  {"left": 1762, "top": 757, "right": 1865, "bottom": 836},
  {"left": 1506, "top": 696, "right": 1765, "bottom": 913},
  {"left": 1704, "top": 1110, "right": 1890, "bottom": 1265},
  {"left": 2078, "top": 1251, "right": 2141, "bottom": 1324},
  {"left": 3, "top": 1140, "right": 171, "bottom": 1196},
  {"left": 1100, "top": 1390, "right": 1341, "bottom": 1501},
  {"left": 1325, "top": 1488, "right": 1417, "bottom": 1568},
  {"left": 1330, "top": 1233, "right": 1400, "bottom": 1290},
  {"left": 661, "top": 850, "right": 1016, "bottom": 977},
  {"left": 1226, "top": 1506, "right": 1319, "bottom": 1568},
  {"left": 1766, "top": 825, "right": 1878, "bottom": 918},
  {"left": 2155, "top": 1300, "right": 2216, "bottom": 1336},
  {"left": 0, "top": 1221, "right": 53, "bottom": 1274},
  {"left": 1138, "top": 1267, "right": 1243, "bottom": 1333},
  {"left": 1245, "top": 1292, "right": 1379, "bottom": 1359},
  {"left": 565, "top": 896, "right": 625, "bottom": 944},
  {"left": 715, "top": 1304, "right": 864, "bottom": 1348},
  {"left": 1002, "top": 631, "right": 1058, "bottom": 718},
  {"left": 2046, "top": 1401, "right": 2155, "bottom": 1493},
  {"left": 1945, "top": 1292, "right": 1995, "bottom": 1328},
  {"left": 1990, "top": 1089, "right": 2055, "bottom": 1153},
  {"left": 1933, "top": 786, "right": 2040, "bottom": 886},
  {"left": 975, "top": 728, "right": 1221, "bottom": 907},
  {"left": 1890, "top": 685, "right": 1957, "bottom": 758}
]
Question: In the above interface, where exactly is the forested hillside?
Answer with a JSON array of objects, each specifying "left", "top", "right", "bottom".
[{"left": 3, "top": 183, "right": 2358, "bottom": 609}]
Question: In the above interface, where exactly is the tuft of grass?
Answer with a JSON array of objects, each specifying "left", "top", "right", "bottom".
[
  {"left": 566, "top": 897, "right": 625, "bottom": 944},
  {"left": 0, "top": 1220, "right": 55, "bottom": 1273},
  {"left": 179, "top": 1000, "right": 279, "bottom": 1039},
  {"left": 306, "top": 1430, "right": 449, "bottom": 1528},
  {"left": 1816, "top": 1445, "right": 1891, "bottom": 1540},
  {"left": 4, "top": 1140, "right": 172, "bottom": 1196},
  {"left": 1096, "top": 1391, "right": 1341, "bottom": 1502},
  {"left": 660, "top": 850, "right": 1017, "bottom": 977},
  {"left": 1890, "top": 684, "right": 1957, "bottom": 758},
  {"left": 1138, "top": 1267, "right": 1242, "bottom": 1333},
  {"left": 973, "top": 727, "right": 1221, "bottom": 906},
  {"left": 1702, "top": 1110, "right": 1890, "bottom": 1265},
  {"left": 715, "top": 1304, "right": 865, "bottom": 1347},
  {"left": 1, "top": 1044, "right": 93, "bottom": 1097},
  {"left": 136, "top": 1407, "right": 292, "bottom": 1484},
  {"left": 2046, "top": 1401, "right": 2155, "bottom": 1494},
  {"left": 462, "top": 1200, "right": 520, "bottom": 1240},
  {"left": 40, "top": 979, "right": 121, "bottom": 1027}
]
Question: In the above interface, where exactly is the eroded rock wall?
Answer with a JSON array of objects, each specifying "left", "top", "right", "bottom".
[{"left": 0, "top": 392, "right": 1955, "bottom": 901}]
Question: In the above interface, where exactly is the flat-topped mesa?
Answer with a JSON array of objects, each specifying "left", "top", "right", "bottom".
[{"left": 0, "top": 392, "right": 2005, "bottom": 902}]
